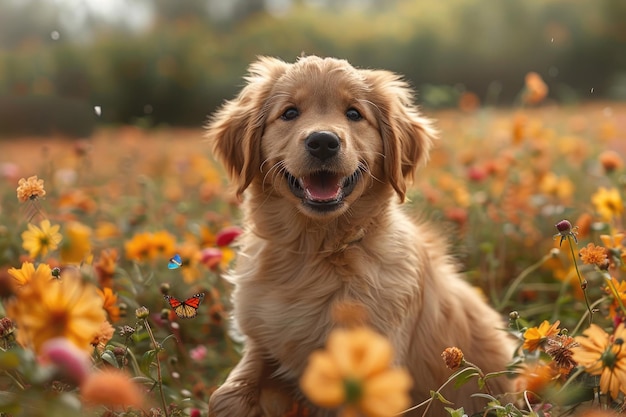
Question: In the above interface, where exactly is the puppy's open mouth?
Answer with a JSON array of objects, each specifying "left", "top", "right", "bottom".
[{"left": 285, "top": 169, "right": 362, "bottom": 211}]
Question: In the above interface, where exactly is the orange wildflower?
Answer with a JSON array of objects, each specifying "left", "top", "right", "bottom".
[
  {"left": 441, "top": 347, "right": 464, "bottom": 370},
  {"left": 97, "top": 287, "right": 121, "bottom": 323},
  {"left": 16, "top": 175, "right": 46, "bottom": 202},
  {"left": 579, "top": 243, "right": 609, "bottom": 268}
]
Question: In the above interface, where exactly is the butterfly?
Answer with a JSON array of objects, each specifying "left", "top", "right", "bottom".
[
  {"left": 168, "top": 254, "right": 182, "bottom": 269},
  {"left": 164, "top": 293, "right": 205, "bottom": 319}
]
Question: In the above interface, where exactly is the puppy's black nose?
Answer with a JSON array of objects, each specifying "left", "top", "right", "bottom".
[{"left": 305, "top": 131, "right": 340, "bottom": 161}]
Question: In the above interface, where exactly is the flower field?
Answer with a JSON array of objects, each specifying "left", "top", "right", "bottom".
[{"left": 0, "top": 101, "right": 625, "bottom": 416}]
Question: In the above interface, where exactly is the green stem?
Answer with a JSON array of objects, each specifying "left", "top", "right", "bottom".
[
  {"left": 567, "top": 235, "right": 593, "bottom": 325},
  {"left": 143, "top": 319, "right": 170, "bottom": 417}
]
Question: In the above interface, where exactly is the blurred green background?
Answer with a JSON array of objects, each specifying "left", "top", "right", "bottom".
[{"left": 1, "top": 0, "right": 625, "bottom": 136}]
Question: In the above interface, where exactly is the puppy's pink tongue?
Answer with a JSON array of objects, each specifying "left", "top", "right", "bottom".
[{"left": 303, "top": 174, "right": 341, "bottom": 201}]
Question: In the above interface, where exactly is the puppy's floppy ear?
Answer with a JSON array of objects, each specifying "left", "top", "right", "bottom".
[
  {"left": 363, "top": 70, "right": 437, "bottom": 202},
  {"left": 206, "top": 56, "right": 289, "bottom": 196}
]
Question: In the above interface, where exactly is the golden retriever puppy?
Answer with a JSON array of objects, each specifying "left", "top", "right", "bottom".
[{"left": 206, "top": 55, "right": 514, "bottom": 417}]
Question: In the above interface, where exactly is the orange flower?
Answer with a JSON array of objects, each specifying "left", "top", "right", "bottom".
[
  {"left": 572, "top": 324, "right": 626, "bottom": 399},
  {"left": 97, "top": 287, "right": 120, "bottom": 323},
  {"left": 523, "top": 72, "right": 548, "bottom": 104},
  {"left": 94, "top": 248, "right": 118, "bottom": 289},
  {"left": 441, "top": 347, "right": 464, "bottom": 370},
  {"left": 599, "top": 150, "right": 624, "bottom": 174},
  {"left": 523, "top": 320, "right": 561, "bottom": 352},
  {"left": 81, "top": 369, "right": 144, "bottom": 410},
  {"left": 5, "top": 268, "right": 106, "bottom": 353},
  {"left": 16, "top": 175, "right": 46, "bottom": 202},
  {"left": 300, "top": 327, "right": 412, "bottom": 417},
  {"left": 579, "top": 243, "right": 608, "bottom": 268},
  {"left": 91, "top": 320, "right": 115, "bottom": 354},
  {"left": 124, "top": 232, "right": 153, "bottom": 261}
]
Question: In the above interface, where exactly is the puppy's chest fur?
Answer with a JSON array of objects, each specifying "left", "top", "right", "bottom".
[{"left": 230, "top": 229, "right": 422, "bottom": 377}]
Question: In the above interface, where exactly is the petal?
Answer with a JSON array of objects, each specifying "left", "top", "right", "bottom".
[{"left": 300, "top": 351, "right": 345, "bottom": 407}]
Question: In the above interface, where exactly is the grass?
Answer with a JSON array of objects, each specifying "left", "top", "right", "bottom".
[{"left": 0, "top": 101, "right": 624, "bottom": 416}]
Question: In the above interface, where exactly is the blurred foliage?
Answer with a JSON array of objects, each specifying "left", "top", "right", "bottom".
[{"left": 0, "top": 0, "right": 625, "bottom": 135}]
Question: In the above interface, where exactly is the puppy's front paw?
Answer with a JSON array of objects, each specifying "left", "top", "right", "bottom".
[{"left": 208, "top": 381, "right": 262, "bottom": 417}]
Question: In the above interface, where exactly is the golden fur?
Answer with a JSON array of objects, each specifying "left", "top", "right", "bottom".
[{"left": 206, "top": 55, "right": 514, "bottom": 417}]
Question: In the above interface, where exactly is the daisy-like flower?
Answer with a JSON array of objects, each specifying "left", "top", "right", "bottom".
[
  {"left": 523, "top": 320, "right": 561, "bottom": 352},
  {"left": 579, "top": 243, "right": 609, "bottom": 269},
  {"left": 591, "top": 187, "right": 624, "bottom": 222},
  {"left": 300, "top": 327, "right": 412, "bottom": 417},
  {"left": 8, "top": 262, "right": 52, "bottom": 288},
  {"left": 572, "top": 323, "right": 626, "bottom": 399},
  {"left": 124, "top": 232, "right": 153, "bottom": 262},
  {"left": 150, "top": 230, "right": 176, "bottom": 258},
  {"left": 5, "top": 269, "right": 106, "bottom": 354},
  {"left": 21, "top": 219, "right": 62, "bottom": 259},
  {"left": 16, "top": 175, "right": 46, "bottom": 202}
]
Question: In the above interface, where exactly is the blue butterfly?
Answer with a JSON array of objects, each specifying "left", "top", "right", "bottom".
[{"left": 168, "top": 254, "right": 183, "bottom": 269}]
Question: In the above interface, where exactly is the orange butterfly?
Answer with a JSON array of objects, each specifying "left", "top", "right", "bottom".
[{"left": 164, "top": 293, "right": 205, "bottom": 319}]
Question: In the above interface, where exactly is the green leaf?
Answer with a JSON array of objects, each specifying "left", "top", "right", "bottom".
[
  {"left": 140, "top": 349, "right": 157, "bottom": 376},
  {"left": 452, "top": 367, "right": 480, "bottom": 389},
  {"left": 444, "top": 407, "right": 467, "bottom": 417},
  {"left": 100, "top": 349, "right": 119, "bottom": 368}
]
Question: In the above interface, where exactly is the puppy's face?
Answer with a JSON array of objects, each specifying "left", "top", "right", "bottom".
[{"left": 207, "top": 56, "right": 435, "bottom": 219}]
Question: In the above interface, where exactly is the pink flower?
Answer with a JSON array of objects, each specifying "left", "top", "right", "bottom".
[{"left": 189, "top": 345, "right": 208, "bottom": 361}]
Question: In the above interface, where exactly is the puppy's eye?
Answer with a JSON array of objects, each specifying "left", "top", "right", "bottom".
[
  {"left": 281, "top": 107, "right": 299, "bottom": 121},
  {"left": 346, "top": 108, "right": 362, "bottom": 121}
]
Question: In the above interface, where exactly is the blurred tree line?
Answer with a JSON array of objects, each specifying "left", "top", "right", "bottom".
[{"left": 0, "top": 0, "right": 625, "bottom": 136}]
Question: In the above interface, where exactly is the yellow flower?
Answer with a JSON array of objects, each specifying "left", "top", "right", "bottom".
[
  {"left": 150, "top": 230, "right": 176, "bottom": 258},
  {"left": 21, "top": 219, "right": 62, "bottom": 259},
  {"left": 600, "top": 233, "right": 624, "bottom": 252},
  {"left": 124, "top": 232, "right": 153, "bottom": 261},
  {"left": 300, "top": 327, "right": 412, "bottom": 417},
  {"left": 5, "top": 269, "right": 106, "bottom": 353},
  {"left": 16, "top": 175, "right": 46, "bottom": 202},
  {"left": 523, "top": 320, "right": 561, "bottom": 352},
  {"left": 572, "top": 324, "right": 626, "bottom": 399},
  {"left": 591, "top": 187, "right": 624, "bottom": 222},
  {"left": 8, "top": 262, "right": 52, "bottom": 288},
  {"left": 60, "top": 221, "right": 92, "bottom": 264}
]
